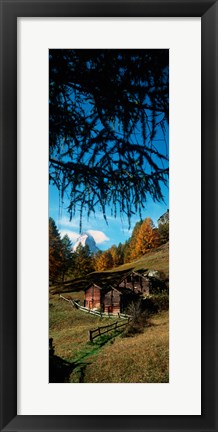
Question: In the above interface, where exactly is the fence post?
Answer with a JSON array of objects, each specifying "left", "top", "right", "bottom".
[
  {"left": 89, "top": 330, "right": 93, "bottom": 343},
  {"left": 49, "top": 338, "right": 55, "bottom": 356}
]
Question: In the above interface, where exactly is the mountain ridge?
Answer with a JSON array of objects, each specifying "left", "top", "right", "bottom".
[{"left": 72, "top": 232, "right": 99, "bottom": 253}]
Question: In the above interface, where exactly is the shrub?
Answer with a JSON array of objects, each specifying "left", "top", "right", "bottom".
[
  {"left": 122, "top": 301, "right": 149, "bottom": 337},
  {"left": 152, "top": 293, "right": 169, "bottom": 311},
  {"left": 142, "top": 294, "right": 169, "bottom": 313},
  {"left": 141, "top": 297, "right": 159, "bottom": 314}
]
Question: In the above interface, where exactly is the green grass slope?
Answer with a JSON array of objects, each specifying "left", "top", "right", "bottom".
[
  {"left": 49, "top": 293, "right": 169, "bottom": 383},
  {"left": 49, "top": 242, "right": 169, "bottom": 383}
]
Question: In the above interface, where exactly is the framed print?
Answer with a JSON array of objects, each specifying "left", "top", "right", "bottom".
[{"left": 0, "top": 0, "right": 217, "bottom": 431}]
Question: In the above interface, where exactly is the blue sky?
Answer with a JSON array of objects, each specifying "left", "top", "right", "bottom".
[
  {"left": 49, "top": 108, "right": 169, "bottom": 251},
  {"left": 49, "top": 50, "right": 169, "bottom": 250},
  {"left": 49, "top": 182, "right": 169, "bottom": 251}
]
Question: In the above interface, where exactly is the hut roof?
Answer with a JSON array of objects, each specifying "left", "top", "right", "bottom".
[
  {"left": 118, "top": 270, "right": 148, "bottom": 284},
  {"left": 84, "top": 282, "right": 117, "bottom": 293},
  {"left": 84, "top": 282, "right": 102, "bottom": 291},
  {"left": 114, "top": 286, "right": 139, "bottom": 296}
]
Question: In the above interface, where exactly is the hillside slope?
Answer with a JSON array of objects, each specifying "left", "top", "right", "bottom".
[
  {"left": 109, "top": 241, "right": 169, "bottom": 275},
  {"left": 50, "top": 242, "right": 169, "bottom": 294},
  {"left": 49, "top": 294, "right": 169, "bottom": 383}
]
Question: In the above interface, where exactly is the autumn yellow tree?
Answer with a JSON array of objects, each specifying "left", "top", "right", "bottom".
[
  {"left": 107, "top": 244, "right": 124, "bottom": 267},
  {"left": 94, "top": 250, "right": 113, "bottom": 271},
  {"left": 128, "top": 220, "right": 143, "bottom": 261},
  {"left": 135, "top": 218, "right": 160, "bottom": 256}
]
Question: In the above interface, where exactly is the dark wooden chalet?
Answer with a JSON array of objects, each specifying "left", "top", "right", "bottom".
[
  {"left": 103, "top": 287, "right": 139, "bottom": 314},
  {"left": 84, "top": 283, "right": 102, "bottom": 310},
  {"left": 84, "top": 282, "right": 138, "bottom": 314},
  {"left": 118, "top": 271, "right": 150, "bottom": 294}
]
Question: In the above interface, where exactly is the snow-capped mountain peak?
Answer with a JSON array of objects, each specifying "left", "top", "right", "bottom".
[{"left": 72, "top": 232, "right": 99, "bottom": 253}]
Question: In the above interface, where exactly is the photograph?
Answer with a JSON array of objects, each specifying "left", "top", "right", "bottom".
[
  {"left": 0, "top": 0, "right": 217, "bottom": 426},
  {"left": 49, "top": 49, "right": 169, "bottom": 383}
]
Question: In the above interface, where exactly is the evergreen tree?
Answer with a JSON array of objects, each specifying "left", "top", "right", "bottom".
[
  {"left": 61, "top": 234, "right": 73, "bottom": 280},
  {"left": 117, "top": 242, "right": 124, "bottom": 265},
  {"left": 49, "top": 217, "right": 64, "bottom": 283},
  {"left": 158, "top": 221, "right": 169, "bottom": 244},
  {"left": 123, "top": 239, "right": 131, "bottom": 263},
  {"left": 73, "top": 244, "right": 94, "bottom": 277}
]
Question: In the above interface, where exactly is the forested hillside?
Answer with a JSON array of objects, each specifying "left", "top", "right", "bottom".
[{"left": 49, "top": 212, "right": 169, "bottom": 284}]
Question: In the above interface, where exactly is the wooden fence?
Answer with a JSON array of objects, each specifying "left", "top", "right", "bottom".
[
  {"left": 89, "top": 319, "right": 130, "bottom": 342},
  {"left": 59, "top": 295, "right": 131, "bottom": 319},
  {"left": 59, "top": 294, "right": 74, "bottom": 306}
]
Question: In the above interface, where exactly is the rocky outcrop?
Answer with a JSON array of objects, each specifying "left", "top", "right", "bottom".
[{"left": 157, "top": 209, "right": 169, "bottom": 226}]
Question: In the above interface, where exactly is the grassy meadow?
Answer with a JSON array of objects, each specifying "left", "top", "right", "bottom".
[
  {"left": 49, "top": 242, "right": 169, "bottom": 383},
  {"left": 49, "top": 291, "right": 169, "bottom": 383}
]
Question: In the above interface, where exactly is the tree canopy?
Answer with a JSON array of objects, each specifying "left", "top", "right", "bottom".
[
  {"left": 49, "top": 217, "right": 74, "bottom": 282},
  {"left": 49, "top": 217, "right": 64, "bottom": 282},
  {"left": 49, "top": 49, "right": 169, "bottom": 228}
]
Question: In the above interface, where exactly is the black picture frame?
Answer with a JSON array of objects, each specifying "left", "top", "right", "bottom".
[{"left": 0, "top": 1, "right": 217, "bottom": 431}]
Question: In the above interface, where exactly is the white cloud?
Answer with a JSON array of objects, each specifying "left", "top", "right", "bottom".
[
  {"left": 87, "top": 230, "right": 109, "bottom": 244},
  {"left": 60, "top": 229, "right": 80, "bottom": 244},
  {"left": 60, "top": 228, "right": 109, "bottom": 246}
]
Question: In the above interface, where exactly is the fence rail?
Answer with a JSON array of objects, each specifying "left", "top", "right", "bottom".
[
  {"left": 89, "top": 319, "right": 130, "bottom": 342},
  {"left": 59, "top": 295, "right": 131, "bottom": 319},
  {"left": 59, "top": 294, "right": 74, "bottom": 306}
]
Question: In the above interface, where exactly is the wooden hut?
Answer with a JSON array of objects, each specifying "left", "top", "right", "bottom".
[
  {"left": 84, "top": 283, "right": 102, "bottom": 310},
  {"left": 102, "top": 287, "right": 121, "bottom": 314},
  {"left": 118, "top": 271, "right": 150, "bottom": 294},
  {"left": 84, "top": 283, "right": 139, "bottom": 314}
]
